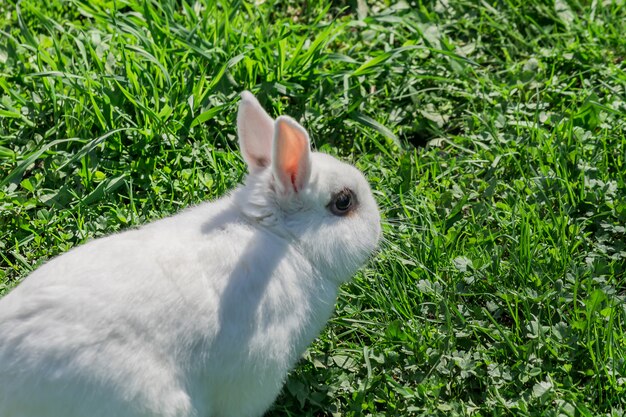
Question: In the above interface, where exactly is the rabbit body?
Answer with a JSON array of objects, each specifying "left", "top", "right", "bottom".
[
  {"left": 0, "top": 92, "right": 381, "bottom": 417},
  {"left": 0, "top": 194, "right": 336, "bottom": 417}
]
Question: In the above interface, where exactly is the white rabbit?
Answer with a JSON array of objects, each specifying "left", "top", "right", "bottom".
[{"left": 0, "top": 91, "right": 381, "bottom": 417}]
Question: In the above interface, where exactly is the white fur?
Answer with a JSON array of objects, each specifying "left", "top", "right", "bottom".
[{"left": 0, "top": 92, "right": 381, "bottom": 417}]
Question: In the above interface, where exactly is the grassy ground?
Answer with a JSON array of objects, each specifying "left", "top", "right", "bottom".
[{"left": 1, "top": 0, "right": 625, "bottom": 415}]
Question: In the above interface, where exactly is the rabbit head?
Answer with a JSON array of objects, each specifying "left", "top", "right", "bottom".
[{"left": 234, "top": 91, "right": 381, "bottom": 283}]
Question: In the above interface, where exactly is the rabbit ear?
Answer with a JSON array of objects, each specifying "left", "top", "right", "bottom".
[
  {"left": 272, "top": 116, "right": 311, "bottom": 195},
  {"left": 237, "top": 91, "right": 274, "bottom": 172}
]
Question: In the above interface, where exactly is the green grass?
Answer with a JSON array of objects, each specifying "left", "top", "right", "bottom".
[{"left": 1, "top": 0, "right": 625, "bottom": 415}]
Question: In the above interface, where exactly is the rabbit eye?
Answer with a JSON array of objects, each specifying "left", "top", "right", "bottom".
[{"left": 329, "top": 189, "right": 355, "bottom": 216}]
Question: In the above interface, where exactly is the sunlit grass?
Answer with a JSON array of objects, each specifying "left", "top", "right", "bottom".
[{"left": 1, "top": 0, "right": 625, "bottom": 415}]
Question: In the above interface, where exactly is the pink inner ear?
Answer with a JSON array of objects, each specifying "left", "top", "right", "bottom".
[
  {"left": 280, "top": 127, "right": 304, "bottom": 189},
  {"left": 274, "top": 117, "right": 311, "bottom": 194}
]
